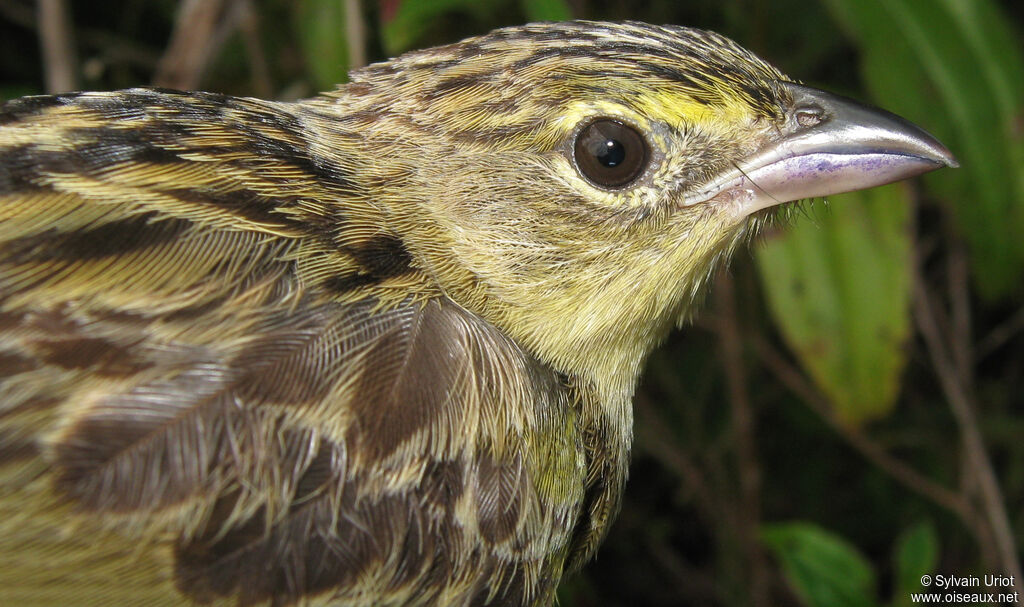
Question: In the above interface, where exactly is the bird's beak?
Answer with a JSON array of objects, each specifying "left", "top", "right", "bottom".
[{"left": 682, "top": 82, "right": 958, "bottom": 217}]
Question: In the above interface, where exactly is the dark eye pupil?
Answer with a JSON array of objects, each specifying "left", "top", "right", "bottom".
[
  {"left": 573, "top": 119, "right": 649, "bottom": 188},
  {"left": 597, "top": 140, "right": 625, "bottom": 167}
]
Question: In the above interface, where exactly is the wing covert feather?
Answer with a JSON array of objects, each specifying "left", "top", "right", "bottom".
[
  {"left": 0, "top": 90, "right": 588, "bottom": 606},
  {"left": 1, "top": 297, "right": 586, "bottom": 606}
]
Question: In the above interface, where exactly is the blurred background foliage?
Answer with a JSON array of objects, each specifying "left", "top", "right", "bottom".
[{"left": 1, "top": 0, "right": 1022, "bottom": 605}]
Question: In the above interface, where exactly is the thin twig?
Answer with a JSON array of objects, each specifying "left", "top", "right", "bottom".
[
  {"left": 753, "top": 337, "right": 975, "bottom": 525},
  {"left": 36, "top": 0, "right": 77, "bottom": 93},
  {"left": 634, "top": 394, "right": 718, "bottom": 519},
  {"left": 713, "top": 273, "right": 768, "bottom": 607},
  {"left": 154, "top": 0, "right": 232, "bottom": 90},
  {"left": 344, "top": 0, "right": 367, "bottom": 71},
  {"left": 914, "top": 273, "right": 1023, "bottom": 602},
  {"left": 237, "top": 0, "right": 272, "bottom": 97},
  {"left": 947, "top": 242, "right": 973, "bottom": 390},
  {"left": 2, "top": 0, "right": 160, "bottom": 74},
  {"left": 975, "top": 305, "right": 1024, "bottom": 360}
]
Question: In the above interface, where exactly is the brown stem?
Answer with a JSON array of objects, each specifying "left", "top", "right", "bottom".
[
  {"left": 753, "top": 337, "right": 975, "bottom": 525},
  {"left": 154, "top": 0, "right": 235, "bottom": 90},
  {"left": 36, "top": 0, "right": 77, "bottom": 93},
  {"left": 975, "top": 305, "right": 1024, "bottom": 361},
  {"left": 713, "top": 273, "right": 768, "bottom": 607},
  {"left": 947, "top": 243, "right": 973, "bottom": 390},
  {"left": 344, "top": 0, "right": 367, "bottom": 71},
  {"left": 237, "top": 0, "right": 272, "bottom": 98},
  {"left": 913, "top": 273, "right": 1023, "bottom": 602},
  {"left": 3, "top": 0, "right": 160, "bottom": 73},
  {"left": 634, "top": 394, "right": 718, "bottom": 521}
]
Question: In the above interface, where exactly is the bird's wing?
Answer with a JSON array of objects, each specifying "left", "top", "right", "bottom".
[{"left": 0, "top": 90, "right": 585, "bottom": 606}]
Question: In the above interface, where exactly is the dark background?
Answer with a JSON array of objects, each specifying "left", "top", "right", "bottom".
[{"left": 1, "top": 1, "right": 1021, "bottom": 605}]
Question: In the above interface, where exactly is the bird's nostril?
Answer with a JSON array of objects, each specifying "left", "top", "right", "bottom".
[{"left": 794, "top": 107, "right": 824, "bottom": 128}]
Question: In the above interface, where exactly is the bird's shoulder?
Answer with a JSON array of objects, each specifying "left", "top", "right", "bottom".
[
  {"left": 0, "top": 89, "right": 591, "bottom": 605},
  {"left": 0, "top": 291, "right": 590, "bottom": 604}
]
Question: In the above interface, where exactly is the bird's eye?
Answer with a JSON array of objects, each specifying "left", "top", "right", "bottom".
[{"left": 573, "top": 119, "right": 649, "bottom": 188}]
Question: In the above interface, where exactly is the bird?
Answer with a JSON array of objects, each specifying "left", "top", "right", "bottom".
[{"left": 0, "top": 20, "right": 955, "bottom": 607}]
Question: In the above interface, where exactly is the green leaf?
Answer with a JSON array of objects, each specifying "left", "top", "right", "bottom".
[
  {"left": 755, "top": 186, "right": 913, "bottom": 426},
  {"left": 297, "top": 0, "right": 350, "bottom": 89},
  {"left": 519, "top": 0, "right": 572, "bottom": 22},
  {"left": 890, "top": 521, "right": 939, "bottom": 607},
  {"left": 0, "top": 86, "right": 39, "bottom": 103},
  {"left": 381, "top": 0, "right": 496, "bottom": 55},
  {"left": 761, "top": 522, "right": 878, "bottom": 607},
  {"left": 820, "top": 0, "right": 1024, "bottom": 300}
]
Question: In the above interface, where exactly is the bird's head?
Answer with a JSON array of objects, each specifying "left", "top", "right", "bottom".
[{"left": 309, "top": 21, "right": 956, "bottom": 399}]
